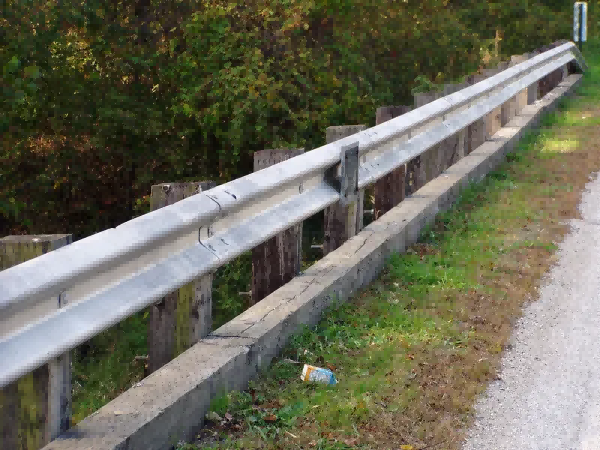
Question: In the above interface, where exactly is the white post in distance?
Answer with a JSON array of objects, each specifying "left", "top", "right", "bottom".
[{"left": 574, "top": 2, "right": 588, "bottom": 52}]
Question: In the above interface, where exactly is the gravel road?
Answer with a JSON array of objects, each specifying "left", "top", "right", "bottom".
[{"left": 461, "top": 171, "right": 600, "bottom": 450}]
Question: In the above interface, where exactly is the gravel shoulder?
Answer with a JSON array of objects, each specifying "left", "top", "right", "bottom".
[{"left": 462, "top": 171, "right": 600, "bottom": 450}]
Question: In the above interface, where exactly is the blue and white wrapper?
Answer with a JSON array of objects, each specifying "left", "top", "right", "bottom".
[{"left": 301, "top": 364, "right": 337, "bottom": 385}]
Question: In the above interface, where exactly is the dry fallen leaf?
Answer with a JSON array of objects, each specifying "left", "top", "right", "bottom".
[
  {"left": 343, "top": 437, "right": 359, "bottom": 446},
  {"left": 263, "top": 414, "right": 277, "bottom": 423}
]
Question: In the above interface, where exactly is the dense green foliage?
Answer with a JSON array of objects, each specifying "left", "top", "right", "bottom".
[{"left": 2, "top": 0, "right": 588, "bottom": 240}]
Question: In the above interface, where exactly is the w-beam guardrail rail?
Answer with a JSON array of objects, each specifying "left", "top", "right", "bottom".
[{"left": 0, "top": 41, "right": 587, "bottom": 450}]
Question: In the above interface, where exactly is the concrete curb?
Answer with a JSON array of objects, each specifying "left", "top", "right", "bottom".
[{"left": 43, "top": 74, "right": 583, "bottom": 450}]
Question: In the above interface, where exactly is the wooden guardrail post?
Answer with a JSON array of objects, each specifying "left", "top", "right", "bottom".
[
  {"left": 411, "top": 83, "right": 469, "bottom": 190},
  {"left": 510, "top": 54, "right": 530, "bottom": 115},
  {"left": 532, "top": 47, "right": 549, "bottom": 98},
  {"left": 534, "top": 43, "right": 564, "bottom": 98},
  {"left": 147, "top": 181, "right": 215, "bottom": 375},
  {"left": 252, "top": 148, "right": 304, "bottom": 304},
  {"left": 482, "top": 67, "right": 504, "bottom": 139},
  {"left": 557, "top": 39, "right": 573, "bottom": 78},
  {"left": 527, "top": 51, "right": 541, "bottom": 105},
  {"left": 0, "top": 235, "right": 72, "bottom": 450},
  {"left": 324, "top": 125, "right": 366, "bottom": 254},
  {"left": 555, "top": 60, "right": 567, "bottom": 89},
  {"left": 497, "top": 61, "right": 518, "bottom": 126},
  {"left": 412, "top": 91, "right": 444, "bottom": 190},
  {"left": 374, "top": 106, "right": 412, "bottom": 218},
  {"left": 551, "top": 41, "right": 569, "bottom": 92},
  {"left": 442, "top": 82, "right": 469, "bottom": 166},
  {"left": 466, "top": 73, "right": 488, "bottom": 155}
]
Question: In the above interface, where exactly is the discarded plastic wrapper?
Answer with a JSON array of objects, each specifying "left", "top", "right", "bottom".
[{"left": 301, "top": 364, "right": 337, "bottom": 385}]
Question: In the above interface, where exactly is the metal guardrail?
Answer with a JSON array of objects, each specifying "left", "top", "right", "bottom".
[{"left": 0, "top": 42, "right": 587, "bottom": 388}]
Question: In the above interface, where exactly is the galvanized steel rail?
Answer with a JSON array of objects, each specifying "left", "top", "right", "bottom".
[{"left": 0, "top": 42, "right": 587, "bottom": 388}]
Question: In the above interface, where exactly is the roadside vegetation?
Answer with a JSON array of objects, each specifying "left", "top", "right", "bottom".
[
  {"left": 174, "top": 39, "right": 600, "bottom": 450},
  {"left": 3, "top": 0, "right": 597, "bottom": 427}
]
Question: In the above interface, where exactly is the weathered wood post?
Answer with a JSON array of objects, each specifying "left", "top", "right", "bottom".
[
  {"left": 482, "top": 67, "right": 504, "bottom": 139},
  {"left": 442, "top": 82, "right": 469, "bottom": 166},
  {"left": 527, "top": 50, "right": 541, "bottom": 105},
  {"left": 509, "top": 54, "right": 530, "bottom": 114},
  {"left": 374, "top": 106, "right": 412, "bottom": 218},
  {"left": 466, "top": 73, "right": 488, "bottom": 154},
  {"left": 549, "top": 39, "right": 574, "bottom": 77},
  {"left": 147, "top": 181, "right": 215, "bottom": 375},
  {"left": 550, "top": 41, "right": 569, "bottom": 91},
  {"left": 551, "top": 39, "right": 576, "bottom": 78},
  {"left": 412, "top": 91, "right": 444, "bottom": 190},
  {"left": 534, "top": 44, "right": 564, "bottom": 98},
  {"left": 411, "top": 83, "right": 469, "bottom": 192},
  {"left": 538, "top": 50, "right": 552, "bottom": 98},
  {"left": 323, "top": 125, "right": 366, "bottom": 254},
  {"left": 498, "top": 60, "right": 518, "bottom": 126},
  {"left": 251, "top": 148, "right": 304, "bottom": 304},
  {"left": 0, "top": 235, "right": 72, "bottom": 450}
]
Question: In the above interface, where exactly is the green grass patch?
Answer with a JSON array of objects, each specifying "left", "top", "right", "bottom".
[
  {"left": 177, "top": 39, "right": 600, "bottom": 449},
  {"left": 71, "top": 313, "right": 148, "bottom": 423}
]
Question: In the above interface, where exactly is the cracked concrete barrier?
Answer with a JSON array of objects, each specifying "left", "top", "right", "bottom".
[{"left": 41, "top": 74, "right": 584, "bottom": 450}]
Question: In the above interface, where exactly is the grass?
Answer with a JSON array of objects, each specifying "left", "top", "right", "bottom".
[
  {"left": 174, "top": 40, "right": 600, "bottom": 450},
  {"left": 69, "top": 39, "right": 600, "bottom": 429},
  {"left": 71, "top": 313, "right": 148, "bottom": 423},
  {"left": 70, "top": 253, "right": 256, "bottom": 424}
]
